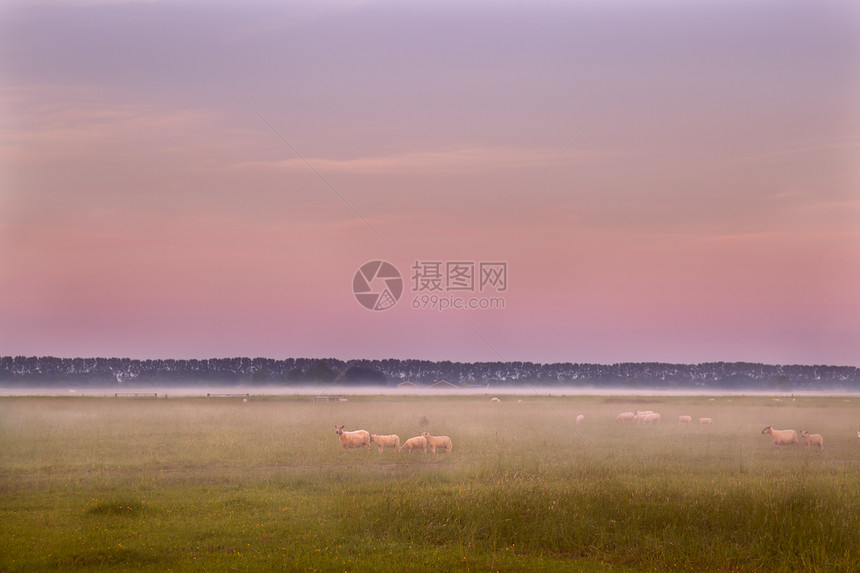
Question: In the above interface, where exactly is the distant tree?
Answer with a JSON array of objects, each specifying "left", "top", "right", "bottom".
[
  {"left": 338, "top": 366, "right": 387, "bottom": 386},
  {"left": 252, "top": 368, "right": 273, "bottom": 383},
  {"left": 307, "top": 360, "right": 339, "bottom": 383},
  {"left": 285, "top": 368, "right": 307, "bottom": 383}
]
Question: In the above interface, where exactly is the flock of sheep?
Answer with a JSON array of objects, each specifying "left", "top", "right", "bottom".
[
  {"left": 613, "top": 410, "right": 833, "bottom": 451},
  {"left": 760, "top": 426, "right": 825, "bottom": 450},
  {"left": 334, "top": 407, "right": 860, "bottom": 454},
  {"left": 615, "top": 409, "right": 831, "bottom": 450},
  {"left": 612, "top": 410, "right": 712, "bottom": 425},
  {"left": 612, "top": 409, "right": 834, "bottom": 451},
  {"left": 333, "top": 425, "right": 452, "bottom": 454}
]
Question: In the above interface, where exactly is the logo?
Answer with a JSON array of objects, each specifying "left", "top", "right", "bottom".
[{"left": 352, "top": 260, "right": 403, "bottom": 311}]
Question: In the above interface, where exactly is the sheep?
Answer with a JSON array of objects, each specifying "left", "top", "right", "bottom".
[
  {"left": 698, "top": 417, "right": 713, "bottom": 425},
  {"left": 421, "top": 432, "right": 453, "bottom": 453},
  {"left": 634, "top": 410, "right": 655, "bottom": 423},
  {"left": 616, "top": 411, "right": 635, "bottom": 422},
  {"left": 333, "top": 425, "right": 370, "bottom": 450},
  {"left": 678, "top": 415, "right": 692, "bottom": 424},
  {"left": 400, "top": 435, "right": 427, "bottom": 453},
  {"left": 641, "top": 412, "right": 661, "bottom": 425},
  {"left": 761, "top": 426, "right": 797, "bottom": 447},
  {"left": 575, "top": 414, "right": 585, "bottom": 425},
  {"left": 801, "top": 431, "right": 824, "bottom": 451},
  {"left": 369, "top": 434, "right": 401, "bottom": 453},
  {"left": 490, "top": 397, "right": 501, "bottom": 403}
]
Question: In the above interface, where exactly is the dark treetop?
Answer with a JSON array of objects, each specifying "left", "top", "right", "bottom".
[{"left": 1, "top": 356, "right": 859, "bottom": 391}]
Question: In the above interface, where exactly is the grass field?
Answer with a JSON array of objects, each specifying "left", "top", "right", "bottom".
[{"left": 2, "top": 393, "right": 860, "bottom": 572}]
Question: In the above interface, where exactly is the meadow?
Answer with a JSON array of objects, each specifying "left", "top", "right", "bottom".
[{"left": 1, "top": 393, "right": 859, "bottom": 572}]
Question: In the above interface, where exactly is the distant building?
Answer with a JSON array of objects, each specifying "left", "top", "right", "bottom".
[
  {"left": 463, "top": 383, "right": 490, "bottom": 390},
  {"left": 397, "top": 381, "right": 420, "bottom": 389},
  {"left": 429, "top": 380, "right": 458, "bottom": 390},
  {"left": 313, "top": 396, "right": 346, "bottom": 402}
]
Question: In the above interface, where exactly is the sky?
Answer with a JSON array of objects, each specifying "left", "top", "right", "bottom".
[{"left": 1, "top": 0, "right": 859, "bottom": 366}]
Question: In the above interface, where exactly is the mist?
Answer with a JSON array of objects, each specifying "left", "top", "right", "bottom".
[{"left": 3, "top": 384, "right": 859, "bottom": 398}]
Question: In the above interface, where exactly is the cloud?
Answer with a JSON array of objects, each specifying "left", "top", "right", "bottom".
[
  {"left": 228, "top": 145, "right": 608, "bottom": 176},
  {"left": 0, "top": 84, "right": 215, "bottom": 166},
  {"left": 720, "top": 135, "right": 860, "bottom": 168}
]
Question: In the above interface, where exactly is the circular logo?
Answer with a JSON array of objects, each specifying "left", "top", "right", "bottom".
[{"left": 352, "top": 260, "right": 403, "bottom": 311}]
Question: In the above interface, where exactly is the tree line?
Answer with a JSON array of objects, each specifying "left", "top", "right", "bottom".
[{"left": 1, "top": 356, "right": 859, "bottom": 391}]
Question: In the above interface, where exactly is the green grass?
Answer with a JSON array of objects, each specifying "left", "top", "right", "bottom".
[{"left": 2, "top": 394, "right": 860, "bottom": 571}]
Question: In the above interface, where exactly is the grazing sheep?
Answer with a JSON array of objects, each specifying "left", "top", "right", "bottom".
[
  {"left": 421, "top": 432, "right": 453, "bottom": 453},
  {"left": 616, "top": 411, "right": 635, "bottom": 422},
  {"left": 698, "top": 417, "right": 713, "bottom": 425},
  {"left": 576, "top": 414, "right": 585, "bottom": 425},
  {"left": 641, "top": 412, "right": 661, "bottom": 425},
  {"left": 678, "top": 415, "right": 693, "bottom": 424},
  {"left": 761, "top": 426, "right": 798, "bottom": 447},
  {"left": 801, "top": 431, "right": 824, "bottom": 450},
  {"left": 634, "top": 410, "right": 655, "bottom": 423},
  {"left": 369, "top": 434, "right": 401, "bottom": 453},
  {"left": 490, "top": 397, "right": 501, "bottom": 403},
  {"left": 333, "top": 425, "right": 371, "bottom": 450},
  {"left": 401, "top": 435, "right": 427, "bottom": 453}
]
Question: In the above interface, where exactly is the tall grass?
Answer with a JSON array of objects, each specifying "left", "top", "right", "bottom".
[{"left": 2, "top": 394, "right": 860, "bottom": 571}]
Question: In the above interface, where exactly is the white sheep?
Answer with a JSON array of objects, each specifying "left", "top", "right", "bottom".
[
  {"left": 761, "top": 426, "right": 797, "bottom": 447},
  {"left": 369, "top": 434, "right": 401, "bottom": 453},
  {"left": 575, "top": 414, "right": 585, "bottom": 425},
  {"left": 698, "top": 417, "right": 713, "bottom": 425},
  {"left": 490, "top": 397, "right": 501, "bottom": 403},
  {"left": 400, "top": 435, "right": 427, "bottom": 453},
  {"left": 678, "top": 415, "right": 692, "bottom": 424},
  {"left": 616, "top": 411, "right": 635, "bottom": 422},
  {"left": 421, "top": 432, "right": 453, "bottom": 453},
  {"left": 641, "top": 412, "right": 661, "bottom": 425},
  {"left": 801, "top": 431, "right": 824, "bottom": 451},
  {"left": 333, "top": 425, "right": 370, "bottom": 450},
  {"left": 634, "top": 410, "right": 655, "bottom": 423}
]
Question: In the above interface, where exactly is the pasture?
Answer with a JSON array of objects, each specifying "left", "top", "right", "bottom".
[{"left": 2, "top": 393, "right": 860, "bottom": 572}]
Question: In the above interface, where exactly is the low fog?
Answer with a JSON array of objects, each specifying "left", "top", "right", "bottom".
[{"left": 3, "top": 385, "right": 859, "bottom": 398}]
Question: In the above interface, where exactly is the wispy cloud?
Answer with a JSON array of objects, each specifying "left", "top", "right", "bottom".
[
  {"left": 719, "top": 135, "right": 860, "bottom": 168},
  {"left": 228, "top": 145, "right": 607, "bottom": 176},
  {"left": 0, "top": 84, "right": 218, "bottom": 167}
]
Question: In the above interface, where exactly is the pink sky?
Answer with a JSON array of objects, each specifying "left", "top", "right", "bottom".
[{"left": 1, "top": 0, "right": 859, "bottom": 365}]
